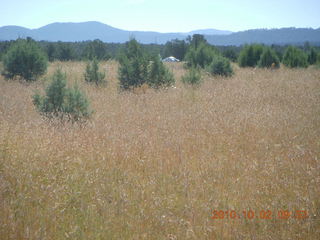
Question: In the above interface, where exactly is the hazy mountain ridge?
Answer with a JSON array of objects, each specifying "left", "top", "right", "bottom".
[
  {"left": 205, "top": 27, "right": 320, "bottom": 45},
  {"left": 0, "top": 21, "right": 319, "bottom": 45}
]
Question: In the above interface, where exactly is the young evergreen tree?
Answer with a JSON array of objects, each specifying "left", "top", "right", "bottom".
[
  {"left": 282, "top": 46, "right": 308, "bottom": 68},
  {"left": 206, "top": 55, "right": 233, "bottom": 76},
  {"left": 181, "top": 67, "right": 202, "bottom": 86},
  {"left": 187, "top": 34, "right": 208, "bottom": 49},
  {"left": 45, "top": 44, "right": 56, "bottom": 62},
  {"left": 33, "top": 69, "right": 92, "bottom": 121},
  {"left": 185, "top": 42, "right": 218, "bottom": 68},
  {"left": 63, "top": 84, "right": 91, "bottom": 121},
  {"left": 2, "top": 38, "right": 47, "bottom": 81},
  {"left": 238, "top": 44, "right": 264, "bottom": 67},
  {"left": 118, "top": 39, "right": 149, "bottom": 90},
  {"left": 84, "top": 58, "right": 106, "bottom": 85},
  {"left": 33, "top": 69, "right": 67, "bottom": 116},
  {"left": 258, "top": 47, "right": 280, "bottom": 68},
  {"left": 147, "top": 55, "right": 175, "bottom": 88},
  {"left": 307, "top": 47, "right": 318, "bottom": 65}
]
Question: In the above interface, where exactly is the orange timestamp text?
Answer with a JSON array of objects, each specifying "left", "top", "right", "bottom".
[{"left": 211, "top": 210, "right": 308, "bottom": 220}]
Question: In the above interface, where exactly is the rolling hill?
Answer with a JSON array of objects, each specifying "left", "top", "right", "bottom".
[{"left": 0, "top": 21, "right": 319, "bottom": 45}]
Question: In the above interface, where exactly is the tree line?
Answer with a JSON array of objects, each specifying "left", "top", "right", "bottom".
[{"left": 0, "top": 35, "right": 319, "bottom": 64}]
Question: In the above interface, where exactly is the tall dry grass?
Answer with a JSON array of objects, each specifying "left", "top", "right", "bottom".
[{"left": 0, "top": 61, "right": 319, "bottom": 239}]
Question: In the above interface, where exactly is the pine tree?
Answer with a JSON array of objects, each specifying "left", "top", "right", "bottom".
[
  {"left": 147, "top": 55, "right": 175, "bottom": 88},
  {"left": 282, "top": 46, "right": 308, "bottom": 68},
  {"left": 181, "top": 67, "right": 202, "bottom": 86},
  {"left": 84, "top": 58, "right": 106, "bottom": 85},
  {"left": 258, "top": 47, "right": 280, "bottom": 68},
  {"left": 33, "top": 69, "right": 92, "bottom": 121},
  {"left": 206, "top": 55, "right": 233, "bottom": 76},
  {"left": 238, "top": 44, "right": 264, "bottom": 67},
  {"left": 118, "top": 39, "right": 149, "bottom": 90},
  {"left": 2, "top": 38, "right": 47, "bottom": 81}
]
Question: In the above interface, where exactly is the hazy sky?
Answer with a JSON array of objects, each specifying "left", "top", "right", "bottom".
[{"left": 1, "top": 0, "right": 319, "bottom": 32}]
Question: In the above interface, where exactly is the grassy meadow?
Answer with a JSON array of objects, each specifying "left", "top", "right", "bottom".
[{"left": 0, "top": 61, "right": 319, "bottom": 239}]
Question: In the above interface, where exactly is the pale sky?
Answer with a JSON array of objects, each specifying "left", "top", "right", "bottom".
[{"left": 0, "top": 0, "right": 319, "bottom": 32}]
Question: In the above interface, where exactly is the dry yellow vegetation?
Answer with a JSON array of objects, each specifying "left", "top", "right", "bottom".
[{"left": 0, "top": 61, "right": 319, "bottom": 239}]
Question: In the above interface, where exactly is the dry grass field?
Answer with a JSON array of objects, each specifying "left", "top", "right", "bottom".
[{"left": 0, "top": 61, "right": 319, "bottom": 239}]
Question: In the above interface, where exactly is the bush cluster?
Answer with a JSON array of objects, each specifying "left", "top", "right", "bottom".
[
  {"left": 183, "top": 35, "right": 233, "bottom": 79},
  {"left": 238, "top": 44, "right": 315, "bottom": 69},
  {"left": 238, "top": 44, "right": 265, "bottom": 67},
  {"left": 184, "top": 42, "right": 219, "bottom": 68},
  {"left": 118, "top": 39, "right": 175, "bottom": 90}
]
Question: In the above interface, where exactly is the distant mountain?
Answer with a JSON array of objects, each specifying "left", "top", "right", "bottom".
[
  {"left": 205, "top": 28, "right": 320, "bottom": 46},
  {"left": 0, "top": 21, "right": 319, "bottom": 45},
  {"left": 0, "top": 26, "right": 33, "bottom": 40},
  {"left": 0, "top": 21, "right": 231, "bottom": 44}
]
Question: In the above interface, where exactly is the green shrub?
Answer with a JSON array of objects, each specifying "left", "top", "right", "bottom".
[
  {"left": 33, "top": 69, "right": 92, "bottom": 122},
  {"left": 258, "top": 47, "right": 280, "bottom": 68},
  {"left": 147, "top": 55, "right": 175, "bottom": 88},
  {"left": 282, "top": 46, "right": 308, "bottom": 68},
  {"left": 307, "top": 47, "right": 318, "bottom": 65},
  {"left": 181, "top": 68, "right": 202, "bottom": 86},
  {"left": 84, "top": 58, "right": 106, "bottom": 85},
  {"left": 206, "top": 55, "right": 233, "bottom": 76},
  {"left": 2, "top": 38, "right": 47, "bottom": 81},
  {"left": 118, "top": 39, "right": 148, "bottom": 90},
  {"left": 238, "top": 44, "right": 264, "bottom": 67},
  {"left": 185, "top": 42, "right": 218, "bottom": 68},
  {"left": 63, "top": 84, "right": 91, "bottom": 121},
  {"left": 118, "top": 39, "right": 175, "bottom": 90}
]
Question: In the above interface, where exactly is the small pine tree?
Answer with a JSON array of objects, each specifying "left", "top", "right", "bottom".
[
  {"left": 185, "top": 42, "right": 218, "bottom": 68},
  {"left": 63, "top": 84, "right": 91, "bottom": 121},
  {"left": 258, "top": 47, "right": 280, "bottom": 68},
  {"left": 206, "top": 55, "right": 233, "bottom": 76},
  {"left": 33, "top": 69, "right": 67, "bottom": 116},
  {"left": 307, "top": 47, "right": 318, "bottom": 65},
  {"left": 33, "top": 69, "right": 92, "bottom": 121},
  {"left": 147, "top": 55, "right": 175, "bottom": 88},
  {"left": 84, "top": 58, "right": 106, "bottom": 85},
  {"left": 238, "top": 44, "right": 264, "bottom": 67},
  {"left": 181, "top": 68, "right": 202, "bottom": 86},
  {"left": 118, "top": 39, "right": 149, "bottom": 90},
  {"left": 282, "top": 46, "right": 308, "bottom": 68},
  {"left": 2, "top": 38, "right": 47, "bottom": 81}
]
